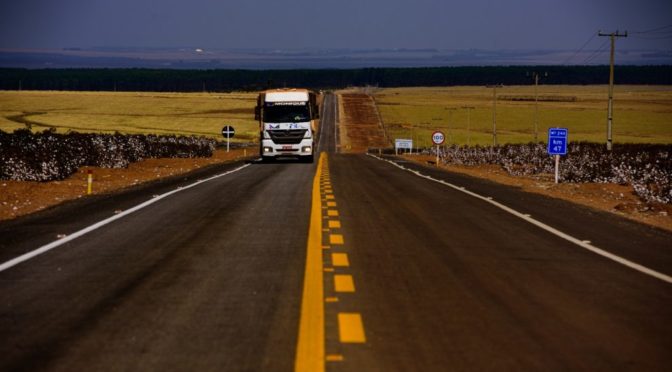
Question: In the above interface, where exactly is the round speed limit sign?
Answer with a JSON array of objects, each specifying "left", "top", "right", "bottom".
[{"left": 431, "top": 131, "right": 446, "bottom": 145}]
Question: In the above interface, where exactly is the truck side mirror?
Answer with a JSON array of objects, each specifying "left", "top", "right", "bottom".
[{"left": 254, "top": 106, "right": 261, "bottom": 120}]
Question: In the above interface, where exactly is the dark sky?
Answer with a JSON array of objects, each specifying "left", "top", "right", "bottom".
[{"left": 1, "top": 0, "right": 670, "bottom": 51}]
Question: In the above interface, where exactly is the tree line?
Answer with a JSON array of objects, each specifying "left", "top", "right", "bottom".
[{"left": 0, "top": 65, "right": 670, "bottom": 92}]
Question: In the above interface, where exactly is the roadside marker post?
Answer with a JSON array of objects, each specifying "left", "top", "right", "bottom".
[
  {"left": 431, "top": 131, "right": 445, "bottom": 166},
  {"left": 547, "top": 128, "right": 568, "bottom": 184},
  {"left": 221, "top": 125, "right": 235, "bottom": 152}
]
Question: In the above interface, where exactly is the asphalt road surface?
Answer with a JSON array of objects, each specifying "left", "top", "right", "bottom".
[{"left": 1, "top": 92, "right": 671, "bottom": 371}]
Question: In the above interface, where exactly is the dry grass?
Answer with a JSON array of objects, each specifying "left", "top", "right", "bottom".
[
  {"left": 374, "top": 86, "right": 672, "bottom": 147},
  {"left": 0, "top": 90, "right": 259, "bottom": 142}
]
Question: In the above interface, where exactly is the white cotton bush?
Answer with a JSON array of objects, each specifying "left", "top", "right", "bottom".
[
  {"left": 439, "top": 142, "right": 672, "bottom": 204},
  {"left": 0, "top": 129, "right": 217, "bottom": 182}
]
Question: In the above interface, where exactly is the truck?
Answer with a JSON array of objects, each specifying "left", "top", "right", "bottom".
[{"left": 255, "top": 89, "right": 319, "bottom": 163}]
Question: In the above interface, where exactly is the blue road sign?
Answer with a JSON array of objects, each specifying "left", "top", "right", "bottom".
[{"left": 547, "top": 128, "right": 568, "bottom": 155}]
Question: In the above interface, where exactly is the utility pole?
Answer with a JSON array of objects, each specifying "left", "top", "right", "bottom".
[
  {"left": 528, "top": 72, "right": 547, "bottom": 143},
  {"left": 598, "top": 30, "right": 627, "bottom": 151},
  {"left": 486, "top": 85, "right": 502, "bottom": 146},
  {"left": 461, "top": 106, "right": 475, "bottom": 146},
  {"left": 445, "top": 107, "right": 456, "bottom": 145}
]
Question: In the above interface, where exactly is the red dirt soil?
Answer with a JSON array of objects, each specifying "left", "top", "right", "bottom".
[
  {"left": 338, "top": 93, "right": 389, "bottom": 153},
  {"left": 0, "top": 148, "right": 250, "bottom": 221}
]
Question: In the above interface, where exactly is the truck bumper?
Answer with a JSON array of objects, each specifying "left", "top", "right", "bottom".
[{"left": 261, "top": 139, "right": 314, "bottom": 159}]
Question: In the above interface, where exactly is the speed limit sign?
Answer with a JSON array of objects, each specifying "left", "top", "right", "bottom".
[{"left": 431, "top": 131, "right": 446, "bottom": 145}]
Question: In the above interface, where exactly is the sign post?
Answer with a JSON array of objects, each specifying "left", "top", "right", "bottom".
[
  {"left": 221, "top": 125, "right": 235, "bottom": 152},
  {"left": 547, "top": 127, "right": 568, "bottom": 183},
  {"left": 431, "top": 131, "right": 446, "bottom": 166}
]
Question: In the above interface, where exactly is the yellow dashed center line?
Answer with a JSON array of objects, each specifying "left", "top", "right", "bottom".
[
  {"left": 328, "top": 220, "right": 341, "bottom": 229},
  {"left": 334, "top": 274, "right": 355, "bottom": 292},
  {"left": 297, "top": 153, "right": 366, "bottom": 370},
  {"left": 338, "top": 313, "right": 366, "bottom": 343},
  {"left": 325, "top": 354, "right": 344, "bottom": 362},
  {"left": 329, "top": 234, "right": 344, "bottom": 245},
  {"left": 332, "top": 253, "right": 350, "bottom": 267}
]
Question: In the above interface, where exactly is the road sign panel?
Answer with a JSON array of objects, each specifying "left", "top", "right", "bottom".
[
  {"left": 221, "top": 125, "right": 235, "bottom": 139},
  {"left": 431, "top": 131, "right": 445, "bottom": 145},
  {"left": 395, "top": 138, "right": 413, "bottom": 150},
  {"left": 547, "top": 127, "right": 568, "bottom": 155}
]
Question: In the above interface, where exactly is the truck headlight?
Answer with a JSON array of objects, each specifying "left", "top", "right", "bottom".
[
  {"left": 263, "top": 147, "right": 273, "bottom": 153},
  {"left": 302, "top": 146, "right": 312, "bottom": 153}
]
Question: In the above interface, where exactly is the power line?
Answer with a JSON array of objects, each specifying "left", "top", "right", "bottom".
[
  {"left": 631, "top": 34, "right": 672, "bottom": 40},
  {"left": 582, "top": 39, "right": 610, "bottom": 64},
  {"left": 562, "top": 32, "right": 598, "bottom": 65},
  {"left": 633, "top": 24, "right": 672, "bottom": 34}
]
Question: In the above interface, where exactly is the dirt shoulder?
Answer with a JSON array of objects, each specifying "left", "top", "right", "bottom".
[
  {"left": 337, "top": 90, "right": 389, "bottom": 153},
  {"left": 0, "top": 148, "right": 251, "bottom": 221},
  {"left": 402, "top": 154, "right": 672, "bottom": 232}
]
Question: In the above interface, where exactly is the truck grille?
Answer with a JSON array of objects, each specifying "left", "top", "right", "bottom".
[{"left": 268, "top": 129, "right": 307, "bottom": 144}]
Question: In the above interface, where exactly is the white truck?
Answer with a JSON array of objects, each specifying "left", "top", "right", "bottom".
[{"left": 255, "top": 89, "right": 319, "bottom": 163}]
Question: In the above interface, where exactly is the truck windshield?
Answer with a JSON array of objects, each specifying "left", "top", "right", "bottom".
[{"left": 264, "top": 103, "right": 311, "bottom": 123}]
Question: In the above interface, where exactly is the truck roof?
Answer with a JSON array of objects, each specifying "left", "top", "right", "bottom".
[{"left": 264, "top": 89, "right": 309, "bottom": 103}]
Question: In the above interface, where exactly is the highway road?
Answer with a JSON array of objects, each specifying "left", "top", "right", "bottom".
[{"left": 1, "top": 92, "right": 671, "bottom": 371}]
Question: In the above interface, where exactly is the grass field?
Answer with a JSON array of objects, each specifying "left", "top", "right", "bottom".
[
  {"left": 374, "top": 86, "right": 672, "bottom": 147},
  {"left": 0, "top": 91, "right": 259, "bottom": 142}
]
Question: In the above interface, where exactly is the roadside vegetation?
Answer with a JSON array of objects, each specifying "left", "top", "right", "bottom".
[
  {"left": 431, "top": 142, "right": 671, "bottom": 204},
  {"left": 0, "top": 129, "right": 216, "bottom": 182},
  {"left": 0, "top": 90, "right": 259, "bottom": 141}
]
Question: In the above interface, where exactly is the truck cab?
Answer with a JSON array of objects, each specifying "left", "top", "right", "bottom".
[{"left": 255, "top": 89, "right": 319, "bottom": 163}]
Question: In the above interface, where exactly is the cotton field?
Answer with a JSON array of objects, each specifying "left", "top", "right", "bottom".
[
  {"left": 0, "top": 129, "right": 217, "bottom": 182},
  {"left": 436, "top": 142, "right": 672, "bottom": 204}
]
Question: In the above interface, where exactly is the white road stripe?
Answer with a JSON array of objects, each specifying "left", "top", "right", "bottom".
[
  {"left": 0, "top": 163, "right": 251, "bottom": 273},
  {"left": 367, "top": 154, "right": 672, "bottom": 284}
]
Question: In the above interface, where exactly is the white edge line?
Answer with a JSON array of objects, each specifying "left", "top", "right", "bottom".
[
  {"left": 367, "top": 154, "right": 672, "bottom": 284},
  {"left": 0, "top": 163, "right": 251, "bottom": 273}
]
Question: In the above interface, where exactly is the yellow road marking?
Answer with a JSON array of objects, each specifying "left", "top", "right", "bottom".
[
  {"left": 326, "top": 195, "right": 335, "bottom": 200},
  {"left": 327, "top": 210, "right": 339, "bottom": 217},
  {"left": 327, "top": 201, "right": 337, "bottom": 207},
  {"left": 330, "top": 234, "right": 344, "bottom": 245},
  {"left": 325, "top": 354, "right": 344, "bottom": 362},
  {"left": 324, "top": 267, "right": 334, "bottom": 272},
  {"left": 332, "top": 253, "right": 349, "bottom": 267},
  {"left": 295, "top": 153, "right": 326, "bottom": 372},
  {"left": 325, "top": 297, "right": 339, "bottom": 303},
  {"left": 334, "top": 275, "right": 355, "bottom": 292},
  {"left": 338, "top": 313, "right": 366, "bottom": 343},
  {"left": 328, "top": 220, "right": 341, "bottom": 229}
]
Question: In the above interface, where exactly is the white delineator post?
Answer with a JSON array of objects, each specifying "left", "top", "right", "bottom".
[{"left": 554, "top": 154, "right": 560, "bottom": 184}]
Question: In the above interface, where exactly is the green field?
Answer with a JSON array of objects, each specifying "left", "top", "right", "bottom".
[
  {"left": 374, "top": 86, "right": 672, "bottom": 147},
  {"left": 0, "top": 91, "right": 259, "bottom": 142}
]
